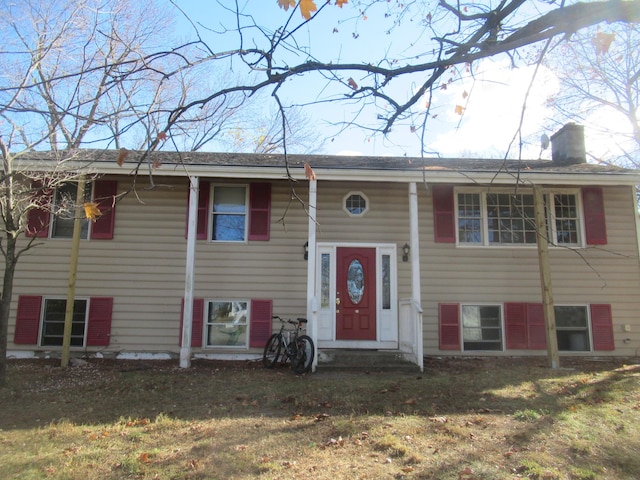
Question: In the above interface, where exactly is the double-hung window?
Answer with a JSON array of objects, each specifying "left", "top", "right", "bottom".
[
  {"left": 211, "top": 186, "right": 247, "bottom": 242},
  {"left": 206, "top": 301, "right": 248, "bottom": 347},
  {"left": 456, "top": 189, "right": 581, "bottom": 247},
  {"left": 462, "top": 305, "right": 503, "bottom": 351},
  {"left": 41, "top": 298, "right": 88, "bottom": 347},
  {"left": 14, "top": 295, "right": 114, "bottom": 348},
  {"left": 555, "top": 306, "right": 590, "bottom": 351},
  {"left": 51, "top": 182, "right": 92, "bottom": 239}
]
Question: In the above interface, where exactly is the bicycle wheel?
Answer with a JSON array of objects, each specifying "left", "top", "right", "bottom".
[
  {"left": 263, "top": 334, "right": 282, "bottom": 368},
  {"left": 291, "top": 335, "right": 314, "bottom": 374}
]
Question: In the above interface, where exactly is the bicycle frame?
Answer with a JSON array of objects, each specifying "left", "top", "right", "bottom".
[{"left": 263, "top": 315, "right": 314, "bottom": 374}]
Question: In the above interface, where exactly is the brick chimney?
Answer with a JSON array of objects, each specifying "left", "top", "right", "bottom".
[{"left": 550, "top": 123, "right": 586, "bottom": 165}]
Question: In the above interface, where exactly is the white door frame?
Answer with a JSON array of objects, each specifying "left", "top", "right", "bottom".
[{"left": 315, "top": 242, "right": 399, "bottom": 349}]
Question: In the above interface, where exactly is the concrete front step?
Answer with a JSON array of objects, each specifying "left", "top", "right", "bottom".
[{"left": 317, "top": 349, "right": 420, "bottom": 371}]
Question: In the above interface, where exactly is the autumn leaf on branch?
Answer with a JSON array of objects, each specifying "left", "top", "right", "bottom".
[
  {"left": 592, "top": 31, "right": 615, "bottom": 55},
  {"left": 277, "top": 0, "right": 296, "bottom": 11},
  {"left": 157, "top": 131, "right": 168, "bottom": 142},
  {"left": 116, "top": 148, "right": 129, "bottom": 166},
  {"left": 335, "top": 0, "right": 348, "bottom": 7},
  {"left": 299, "top": 0, "right": 317, "bottom": 20},
  {"left": 304, "top": 162, "right": 316, "bottom": 180},
  {"left": 347, "top": 77, "right": 358, "bottom": 90},
  {"left": 83, "top": 203, "right": 103, "bottom": 222},
  {"left": 455, "top": 105, "right": 465, "bottom": 115}
]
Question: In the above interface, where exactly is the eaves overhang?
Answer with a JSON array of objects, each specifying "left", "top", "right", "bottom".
[{"left": 13, "top": 150, "right": 640, "bottom": 187}]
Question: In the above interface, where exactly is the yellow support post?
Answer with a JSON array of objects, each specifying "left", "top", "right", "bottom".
[
  {"left": 533, "top": 185, "right": 560, "bottom": 369},
  {"left": 61, "top": 175, "right": 86, "bottom": 368}
]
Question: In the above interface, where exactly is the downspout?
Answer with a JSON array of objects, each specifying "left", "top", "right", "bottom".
[
  {"left": 409, "top": 182, "right": 424, "bottom": 371},
  {"left": 181, "top": 176, "right": 199, "bottom": 368},
  {"left": 306, "top": 178, "right": 318, "bottom": 372}
]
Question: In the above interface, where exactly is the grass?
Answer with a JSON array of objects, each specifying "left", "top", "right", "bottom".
[{"left": 1, "top": 356, "right": 640, "bottom": 479}]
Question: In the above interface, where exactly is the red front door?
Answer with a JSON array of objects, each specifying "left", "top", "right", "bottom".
[{"left": 336, "top": 247, "right": 377, "bottom": 340}]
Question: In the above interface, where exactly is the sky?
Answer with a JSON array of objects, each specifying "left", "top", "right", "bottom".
[{"left": 170, "top": 0, "right": 629, "bottom": 162}]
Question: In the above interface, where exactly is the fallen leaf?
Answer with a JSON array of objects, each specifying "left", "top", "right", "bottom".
[
  {"left": 139, "top": 452, "right": 151, "bottom": 463},
  {"left": 404, "top": 398, "right": 417, "bottom": 405},
  {"left": 429, "top": 416, "right": 448, "bottom": 423}
]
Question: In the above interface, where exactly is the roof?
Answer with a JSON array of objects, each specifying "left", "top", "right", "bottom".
[{"left": 14, "top": 149, "right": 640, "bottom": 186}]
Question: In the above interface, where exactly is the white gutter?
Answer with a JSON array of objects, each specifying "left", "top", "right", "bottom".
[
  {"left": 306, "top": 178, "right": 318, "bottom": 372},
  {"left": 180, "top": 176, "right": 198, "bottom": 368},
  {"left": 15, "top": 161, "right": 640, "bottom": 187}
]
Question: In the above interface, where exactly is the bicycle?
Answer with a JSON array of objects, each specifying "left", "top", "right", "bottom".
[{"left": 263, "top": 315, "right": 315, "bottom": 374}]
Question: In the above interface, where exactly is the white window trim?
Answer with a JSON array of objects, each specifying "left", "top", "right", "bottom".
[
  {"left": 454, "top": 187, "right": 585, "bottom": 248},
  {"left": 204, "top": 299, "right": 250, "bottom": 349},
  {"left": 39, "top": 296, "right": 89, "bottom": 348},
  {"left": 209, "top": 184, "right": 249, "bottom": 244},
  {"left": 460, "top": 303, "right": 504, "bottom": 352},
  {"left": 343, "top": 191, "right": 369, "bottom": 217},
  {"left": 547, "top": 189, "right": 585, "bottom": 248}
]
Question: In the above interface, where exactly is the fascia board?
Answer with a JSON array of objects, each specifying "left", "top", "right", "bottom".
[{"left": 14, "top": 161, "right": 640, "bottom": 187}]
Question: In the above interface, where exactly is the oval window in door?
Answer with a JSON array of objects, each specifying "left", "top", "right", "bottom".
[{"left": 347, "top": 259, "right": 364, "bottom": 304}]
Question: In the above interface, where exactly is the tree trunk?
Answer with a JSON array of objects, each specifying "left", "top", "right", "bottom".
[{"left": 0, "top": 235, "right": 17, "bottom": 387}]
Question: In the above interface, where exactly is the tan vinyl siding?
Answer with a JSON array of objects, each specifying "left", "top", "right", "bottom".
[
  {"left": 7, "top": 174, "right": 640, "bottom": 359},
  {"left": 420, "top": 185, "right": 640, "bottom": 357}
]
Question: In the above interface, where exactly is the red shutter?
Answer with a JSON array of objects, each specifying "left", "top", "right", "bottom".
[
  {"left": 583, "top": 188, "right": 607, "bottom": 245},
  {"left": 86, "top": 297, "right": 113, "bottom": 346},
  {"left": 438, "top": 303, "right": 460, "bottom": 350},
  {"left": 249, "top": 299, "right": 273, "bottom": 348},
  {"left": 186, "top": 182, "right": 210, "bottom": 240},
  {"left": 91, "top": 180, "right": 117, "bottom": 239},
  {"left": 433, "top": 185, "right": 455, "bottom": 243},
  {"left": 526, "top": 303, "right": 547, "bottom": 350},
  {"left": 179, "top": 298, "right": 204, "bottom": 348},
  {"left": 505, "top": 303, "right": 527, "bottom": 349},
  {"left": 591, "top": 304, "right": 614, "bottom": 351},
  {"left": 14, "top": 295, "right": 42, "bottom": 344},
  {"left": 26, "top": 182, "right": 52, "bottom": 238},
  {"left": 248, "top": 183, "right": 271, "bottom": 241},
  {"left": 196, "top": 183, "right": 210, "bottom": 240}
]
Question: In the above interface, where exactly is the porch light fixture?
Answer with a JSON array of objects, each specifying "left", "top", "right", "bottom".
[
  {"left": 304, "top": 241, "right": 309, "bottom": 261},
  {"left": 402, "top": 243, "right": 410, "bottom": 262}
]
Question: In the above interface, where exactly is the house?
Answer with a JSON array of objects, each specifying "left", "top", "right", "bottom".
[{"left": 7, "top": 123, "right": 640, "bottom": 370}]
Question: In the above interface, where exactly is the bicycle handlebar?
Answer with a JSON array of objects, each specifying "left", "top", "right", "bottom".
[{"left": 272, "top": 315, "right": 307, "bottom": 325}]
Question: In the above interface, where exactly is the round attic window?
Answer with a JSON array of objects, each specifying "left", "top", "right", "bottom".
[{"left": 344, "top": 192, "right": 368, "bottom": 216}]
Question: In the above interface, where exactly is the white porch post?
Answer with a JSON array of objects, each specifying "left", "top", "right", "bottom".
[
  {"left": 306, "top": 178, "right": 318, "bottom": 371},
  {"left": 181, "top": 175, "right": 199, "bottom": 368},
  {"left": 409, "top": 182, "right": 424, "bottom": 371}
]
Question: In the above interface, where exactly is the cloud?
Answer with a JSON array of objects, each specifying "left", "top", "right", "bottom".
[{"left": 429, "top": 59, "right": 560, "bottom": 158}]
